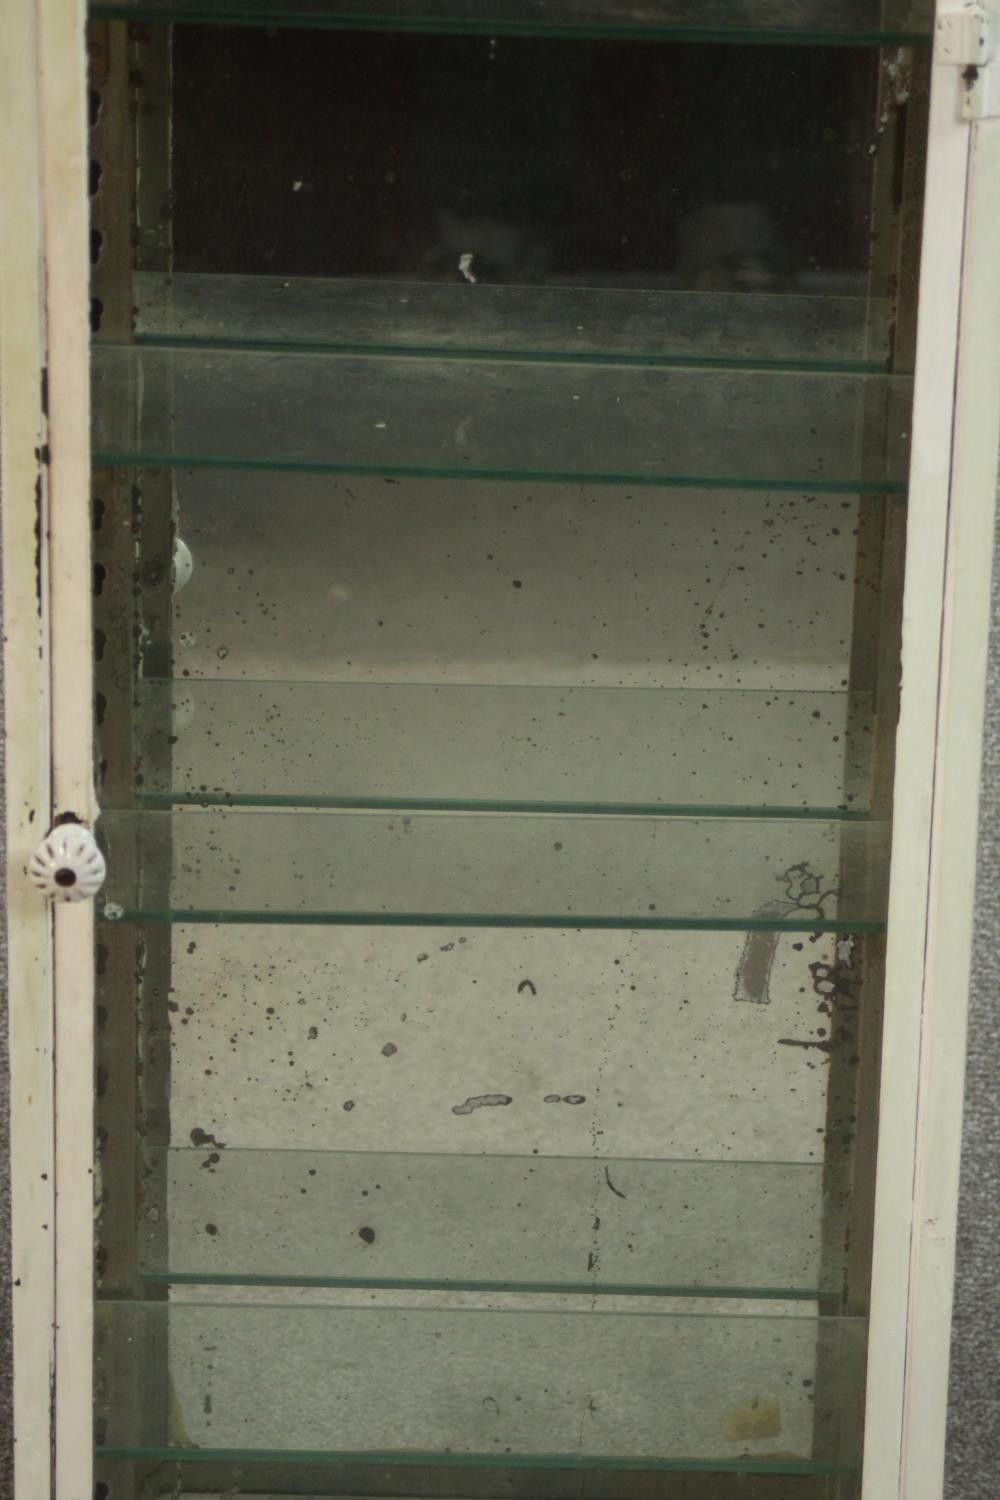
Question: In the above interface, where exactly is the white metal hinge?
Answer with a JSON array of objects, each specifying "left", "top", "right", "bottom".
[{"left": 936, "top": 4, "right": 1000, "bottom": 119}]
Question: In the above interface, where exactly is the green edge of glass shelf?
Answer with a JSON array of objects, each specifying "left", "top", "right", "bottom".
[
  {"left": 141, "top": 794, "right": 870, "bottom": 819},
  {"left": 89, "top": 0, "right": 932, "bottom": 49},
  {"left": 145, "top": 1273, "right": 827, "bottom": 1298},
  {"left": 93, "top": 457, "right": 908, "bottom": 493},
  {"left": 100, "top": 911, "right": 884, "bottom": 930},
  {"left": 94, "top": 1448, "right": 857, "bottom": 1475}
]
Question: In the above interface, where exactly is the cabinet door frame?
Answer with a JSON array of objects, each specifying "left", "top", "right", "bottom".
[
  {"left": 1, "top": 4, "right": 997, "bottom": 1499},
  {"left": 2, "top": 5, "right": 94, "bottom": 1500}
]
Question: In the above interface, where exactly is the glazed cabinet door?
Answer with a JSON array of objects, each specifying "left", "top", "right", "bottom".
[{"left": 4, "top": 4, "right": 999, "bottom": 1500}]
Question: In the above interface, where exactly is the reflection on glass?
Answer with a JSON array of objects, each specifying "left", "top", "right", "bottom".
[
  {"left": 136, "top": 273, "right": 891, "bottom": 370},
  {"left": 146, "top": 1148, "right": 836, "bottom": 1297},
  {"left": 92, "top": 345, "right": 910, "bottom": 488},
  {"left": 138, "top": 679, "right": 874, "bottom": 815},
  {"left": 98, "top": 807, "right": 887, "bottom": 929}
]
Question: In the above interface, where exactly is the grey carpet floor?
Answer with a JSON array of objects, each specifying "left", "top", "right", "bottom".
[{"left": 943, "top": 503, "right": 1000, "bottom": 1500}]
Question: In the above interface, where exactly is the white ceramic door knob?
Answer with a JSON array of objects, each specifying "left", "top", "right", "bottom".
[
  {"left": 28, "top": 824, "right": 106, "bottom": 902},
  {"left": 173, "top": 536, "right": 193, "bottom": 592}
]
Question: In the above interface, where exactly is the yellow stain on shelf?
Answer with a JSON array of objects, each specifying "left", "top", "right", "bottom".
[
  {"left": 167, "top": 1372, "right": 198, "bottom": 1449},
  {"left": 720, "top": 1394, "right": 782, "bottom": 1441}
]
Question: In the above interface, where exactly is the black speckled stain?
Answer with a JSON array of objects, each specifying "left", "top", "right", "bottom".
[
  {"left": 604, "top": 1167, "right": 626, "bottom": 1200},
  {"left": 452, "top": 1094, "right": 513, "bottom": 1116}
]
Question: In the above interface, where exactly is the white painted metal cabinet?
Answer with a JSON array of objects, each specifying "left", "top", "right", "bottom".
[{"left": 2, "top": 3, "right": 998, "bottom": 1499}]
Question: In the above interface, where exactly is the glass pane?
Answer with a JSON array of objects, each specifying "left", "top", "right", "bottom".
[
  {"left": 92, "top": 345, "right": 910, "bottom": 488},
  {"left": 139, "top": 679, "right": 873, "bottom": 815},
  {"left": 168, "top": 29, "right": 887, "bottom": 298},
  {"left": 112, "top": 919, "right": 858, "bottom": 1159},
  {"left": 96, "top": 1299, "right": 865, "bottom": 1471},
  {"left": 148, "top": 1148, "right": 834, "bottom": 1297},
  {"left": 89, "top": 6, "right": 926, "bottom": 1494},
  {"left": 90, "top": 0, "right": 933, "bottom": 45},
  {"left": 136, "top": 272, "right": 891, "bottom": 370}
]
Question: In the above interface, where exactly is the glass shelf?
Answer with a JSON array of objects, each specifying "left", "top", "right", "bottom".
[
  {"left": 97, "top": 807, "right": 887, "bottom": 930},
  {"left": 143, "top": 1148, "right": 835, "bottom": 1299},
  {"left": 89, "top": 0, "right": 933, "bottom": 47},
  {"left": 92, "top": 345, "right": 911, "bottom": 490},
  {"left": 96, "top": 1299, "right": 864, "bottom": 1472},
  {"left": 135, "top": 273, "right": 891, "bottom": 373},
  {"left": 138, "top": 679, "right": 873, "bottom": 817}
]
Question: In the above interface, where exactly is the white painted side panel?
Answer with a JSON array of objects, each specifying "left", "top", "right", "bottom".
[
  {"left": 864, "top": 25, "right": 1000, "bottom": 1500},
  {"left": 1, "top": 5, "right": 56, "bottom": 1497},
  {"left": 899, "top": 110, "right": 1000, "bottom": 1500},
  {"left": 36, "top": 1, "right": 96, "bottom": 1495}
]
